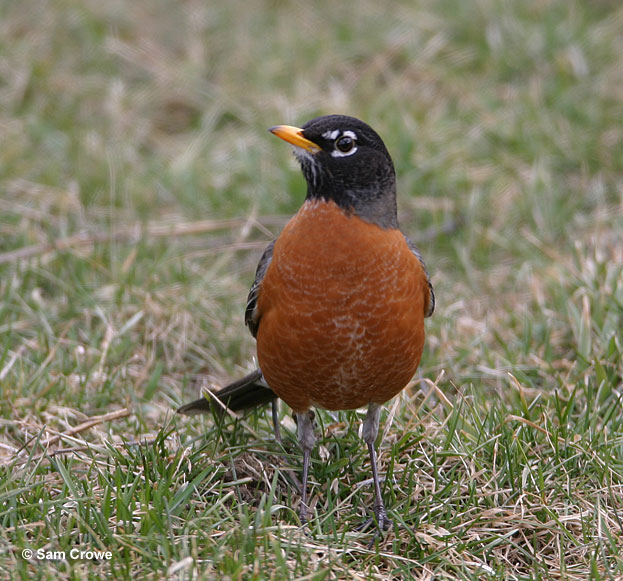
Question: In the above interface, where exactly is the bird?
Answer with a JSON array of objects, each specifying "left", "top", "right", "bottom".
[{"left": 178, "top": 115, "right": 435, "bottom": 533}]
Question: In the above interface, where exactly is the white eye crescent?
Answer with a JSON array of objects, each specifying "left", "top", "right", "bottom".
[{"left": 322, "top": 129, "right": 340, "bottom": 140}]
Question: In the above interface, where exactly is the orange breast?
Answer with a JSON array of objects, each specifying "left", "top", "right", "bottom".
[{"left": 256, "top": 200, "right": 427, "bottom": 413}]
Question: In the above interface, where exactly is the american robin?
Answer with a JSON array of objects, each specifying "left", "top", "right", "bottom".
[{"left": 178, "top": 115, "right": 435, "bottom": 533}]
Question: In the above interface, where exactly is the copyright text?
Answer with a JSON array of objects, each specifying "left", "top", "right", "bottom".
[{"left": 22, "top": 548, "right": 112, "bottom": 561}]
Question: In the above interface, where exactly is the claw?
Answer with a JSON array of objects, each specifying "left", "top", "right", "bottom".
[
  {"left": 299, "top": 501, "right": 309, "bottom": 525},
  {"left": 374, "top": 503, "right": 392, "bottom": 531},
  {"left": 365, "top": 505, "right": 392, "bottom": 548},
  {"left": 355, "top": 504, "right": 393, "bottom": 539}
]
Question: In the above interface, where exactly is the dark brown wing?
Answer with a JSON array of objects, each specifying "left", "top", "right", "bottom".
[
  {"left": 244, "top": 240, "right": 275, "bottom": 338},
  {"left": 404, "top": 235, "right": 435, "bottom": 318}
]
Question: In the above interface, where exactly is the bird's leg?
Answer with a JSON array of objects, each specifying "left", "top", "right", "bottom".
[
  {"left": 294, "top": 410, "right": 316, "bottom": 524},
  {"left": 271, "top": 399, "right": 282, "bottom": 444},
  {"left": 362, "top": 402, "right": 392, "bottom": 532}
]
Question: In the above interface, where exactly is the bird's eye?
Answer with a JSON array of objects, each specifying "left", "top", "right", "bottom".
[{"left": 335, "top": 135, "right": 355, "bottom": 153}]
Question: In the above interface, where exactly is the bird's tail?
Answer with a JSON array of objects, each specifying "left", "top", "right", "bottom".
[{"left": 176, "top": 369, "right": 276, "bottom": 416}]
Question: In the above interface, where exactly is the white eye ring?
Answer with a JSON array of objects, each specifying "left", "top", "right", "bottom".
[{"left": 330, "top": 130, "right": 358, "bottom": 157}]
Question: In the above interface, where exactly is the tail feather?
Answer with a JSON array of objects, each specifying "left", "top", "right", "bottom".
[{"left": 176, "top": 369, "right": 276, "bottom": 416}]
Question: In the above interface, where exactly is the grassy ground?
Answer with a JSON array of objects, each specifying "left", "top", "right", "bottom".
[{"left": 1, "top": 0, "right": 622, "bottom": 578}]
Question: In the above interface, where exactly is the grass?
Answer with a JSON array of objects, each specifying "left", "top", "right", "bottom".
[{"left": 1, "top": 0, "right": 622, "bottom": 578}]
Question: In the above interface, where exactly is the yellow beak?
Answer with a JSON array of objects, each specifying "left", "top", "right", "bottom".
[{"left": 268, "top": 125, "right": 321, "bottom": 153}]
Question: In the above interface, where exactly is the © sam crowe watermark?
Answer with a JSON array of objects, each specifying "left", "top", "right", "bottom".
[{"left": 22, "top": 547, "right": 112, "bottom": 561}]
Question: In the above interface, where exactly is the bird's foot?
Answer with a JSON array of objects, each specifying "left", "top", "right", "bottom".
[
  {"left": 355, "top": 504, "right": 393, "bottom": 547},
  {"left": 373, "top": 503, "right": 392, "bottom": 532},
  {"left": 356, "top": 503, "right": 392, "bottom": 532},
  {"left": 299, "top": 504, "right": 308, "bottom": 524}
]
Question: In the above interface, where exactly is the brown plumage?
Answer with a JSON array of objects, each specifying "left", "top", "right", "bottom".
[{"left": 257, "top": 198, "right": 428, "bottom": 412}]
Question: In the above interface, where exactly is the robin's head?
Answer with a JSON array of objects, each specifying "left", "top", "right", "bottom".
[{"left": 269, "top": 115, "right": 398, "bottom": 229}]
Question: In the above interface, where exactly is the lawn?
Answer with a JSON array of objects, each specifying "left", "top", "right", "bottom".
[{"left": 1, "top": 0, "right": 622, "bottom": 578}]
